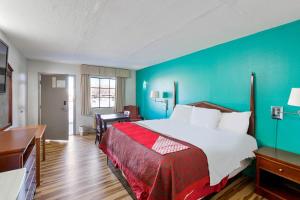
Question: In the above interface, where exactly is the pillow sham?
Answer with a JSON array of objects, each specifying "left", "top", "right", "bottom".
[
  {"left": 190, "top": 107, "right": 222, "bottom": 128},
  {"left": 170, "top": 105, "right": 193, "bottom": 123},
  {"left": 218, "top": 112, "right": 251, "bottom": 134}
]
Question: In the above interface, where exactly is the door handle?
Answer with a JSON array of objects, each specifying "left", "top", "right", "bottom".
[{"left": 62, "top": 100, "right": 68, "bottom": 111}]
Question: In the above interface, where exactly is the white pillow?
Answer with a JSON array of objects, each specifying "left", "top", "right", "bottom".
[
  {"left": 170, "top": 105, "right": 193, "bottom": 123},
  {"left": 190, "top": 107, "right": 221, "bottom": 129},
  {"left": 218, "top": 112, "right": 251, "bottom": 134}
]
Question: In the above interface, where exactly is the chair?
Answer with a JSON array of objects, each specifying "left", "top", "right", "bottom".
[
  {"left": 123, "top": 105, "right": 143, "bottom": 121},
  {"left": 95, "top": 114, "right": 104, "bottom": 144}
]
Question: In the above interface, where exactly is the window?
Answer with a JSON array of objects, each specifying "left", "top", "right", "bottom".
[{"left": 90, "top": 77, "right": 115, "bottom": 108}]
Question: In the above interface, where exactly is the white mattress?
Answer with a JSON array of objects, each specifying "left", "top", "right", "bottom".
[
  {"left": 228, "top": 158, "right": 253, "bottom": 179},
  {"left": 137, "top": 119, "right": 257, "bottom": 186}
]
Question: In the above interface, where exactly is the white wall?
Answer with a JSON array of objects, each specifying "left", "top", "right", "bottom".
[
  {"left": 27, "top": 59, "right": 136, "bottom": 132},
  {"left": 0, "top": 30, "right": 27, "bottom": 127}
]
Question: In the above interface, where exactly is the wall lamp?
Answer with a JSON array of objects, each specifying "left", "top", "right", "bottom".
[
  {"left": 271, "top": 88, "right": 300, "bottom": 120},
  {"left": 150, "top": 90, "right": 168, "bottom": 114}
]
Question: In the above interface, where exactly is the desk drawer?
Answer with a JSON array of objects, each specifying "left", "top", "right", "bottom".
[
  {"left": 23, "top": 144, "right": 36, "bottom": 200},
  {"left": 25, "top": 162, "right": 35, "bottom": 190},
  {"left": 25, "top": 173, "right": 36, "bottom": 200},
  {"left": 20, "top": 167, "right": 36, "bottom": 200},
  {"left": 259, "top": 157, "right": 300, "bottom": 184},
  {"left": 24, "top": 146, "right": 36, "bottom": 171}
]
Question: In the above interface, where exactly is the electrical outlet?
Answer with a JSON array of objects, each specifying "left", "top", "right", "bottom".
[{"left": 271, "top": 106, "right": 283, "bottom": 120}]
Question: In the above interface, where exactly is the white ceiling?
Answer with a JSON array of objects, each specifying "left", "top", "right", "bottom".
[{"left": 0, "top": 0, "right": 299, "bottom": 70}]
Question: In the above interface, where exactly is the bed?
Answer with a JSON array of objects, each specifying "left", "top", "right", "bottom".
[{"left": 100, "top": 73, "right": 257, "bottom": 200}]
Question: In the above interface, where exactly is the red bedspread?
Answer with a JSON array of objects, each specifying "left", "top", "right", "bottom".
[{"left": 99, "top": 122, "right": 228, "bottom": 200}]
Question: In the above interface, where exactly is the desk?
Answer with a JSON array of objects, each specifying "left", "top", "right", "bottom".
[
  {"left": 0, "top": 130, "right": 36, "bottom": 199},
  {"left": 10, "top": 125, "right": 47, "bottom": 187},
  {"left": 101, "top": 113, "right": 130, "bottom": 131},
  {"left": 0, "top": 168, "right": 26, "bottom": 200}
]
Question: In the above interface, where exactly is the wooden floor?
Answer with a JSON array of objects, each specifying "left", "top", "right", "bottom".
[{"left": 34, "top": 135, "right": 266, "bottom": 200}]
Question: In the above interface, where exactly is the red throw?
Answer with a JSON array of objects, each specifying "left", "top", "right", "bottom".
[
  {"left": 100, "top": 122, "right": 228, "bottom": 200},
  {"left": 113, "top": 122, "right": 159, "bottom": 149}
]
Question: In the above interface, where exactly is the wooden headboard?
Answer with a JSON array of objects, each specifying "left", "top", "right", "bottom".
[{"left": 173, "top": 73, "right": 255, "bottom": 136}]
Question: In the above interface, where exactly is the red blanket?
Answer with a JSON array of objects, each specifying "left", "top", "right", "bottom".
[{"left": 100, "top": 122, "right": 228, "bottom": 200}]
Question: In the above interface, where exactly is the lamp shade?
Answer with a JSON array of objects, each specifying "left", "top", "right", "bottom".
[
  {"left": 288, "top": 88, "right": 300, "bottom": 107},
  {"left": 150, "top": 90, "right": 159, "bottom": 98}
]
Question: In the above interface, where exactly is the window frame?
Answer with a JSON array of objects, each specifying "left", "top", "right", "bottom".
[
  {"left": 0, "top": 64, "right": 13, "bottom": 131},
  {"left": 90, "top": 77, "right": 115, "bottom": 108}
]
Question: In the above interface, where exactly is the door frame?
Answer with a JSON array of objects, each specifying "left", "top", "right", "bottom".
[{"left": 38, "top": 73, "right": 76, "bottom": 135}]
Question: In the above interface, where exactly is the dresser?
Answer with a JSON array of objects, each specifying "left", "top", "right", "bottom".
[
  {"left": 255, "top": 147, "right": 300, "bottom": 200},
  {"left": 0, "top": 129, "right": 36, "bottom": 200}
]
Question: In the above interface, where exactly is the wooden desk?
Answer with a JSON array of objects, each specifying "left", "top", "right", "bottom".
[
  {"left": 9, "top": 125, "right": 47, "bottom": 187},
  {"left": 101, "top": 113, "right": 130, "bottom": 130},
  {"left": 0, "top": 130, "right": 36, "bottom": 200}
]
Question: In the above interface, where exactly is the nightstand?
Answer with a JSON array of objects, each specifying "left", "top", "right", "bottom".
[{"left": 254, "top": 147, "right": 300, "bottom": 200}]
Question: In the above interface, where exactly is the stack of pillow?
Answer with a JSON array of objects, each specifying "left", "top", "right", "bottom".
[{"left": 170, "top": 104, "right": 251, "bottom": 135}]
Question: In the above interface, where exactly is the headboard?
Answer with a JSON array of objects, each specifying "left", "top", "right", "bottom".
[{"left": 173, "top": 73, "right": 255, "bottom": 136}]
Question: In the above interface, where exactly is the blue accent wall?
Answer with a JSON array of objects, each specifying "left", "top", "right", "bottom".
[{"left": 136, "top": 20, "right": 300, "bottom": 154}]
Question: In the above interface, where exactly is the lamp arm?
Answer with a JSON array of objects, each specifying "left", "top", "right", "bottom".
[
  {"left": 281, "top": 110, "right": 300, "bottom": 116},
  {"left": 154, "top": 98, "right": 168, "bottom": 110},
  {"left": 155, "top": 98, "right": 167, "bottom": 104}
]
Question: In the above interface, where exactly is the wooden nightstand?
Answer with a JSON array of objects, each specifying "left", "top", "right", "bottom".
[{"left": 255, "top": 147, "right": 300, "bottom": 200}]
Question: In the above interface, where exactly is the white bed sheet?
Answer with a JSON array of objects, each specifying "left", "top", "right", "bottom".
[
  {"left": 228, "top": 158, "right": 253, "bottom": 179},
  {"left": 137, "top": 119, "right": 257, "bottom": 186}
]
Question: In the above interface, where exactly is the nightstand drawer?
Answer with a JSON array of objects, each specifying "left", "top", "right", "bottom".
[{"left": 259, "top": 157, "right": 300, "bottom": 184}]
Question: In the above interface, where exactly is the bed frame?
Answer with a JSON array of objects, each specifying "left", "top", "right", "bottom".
[
  {"left": 108, "top": 72, "right": 256, "bottom": 199},
  {"left": 174, "top": 72, "right": 256, "bottom": 136}
]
